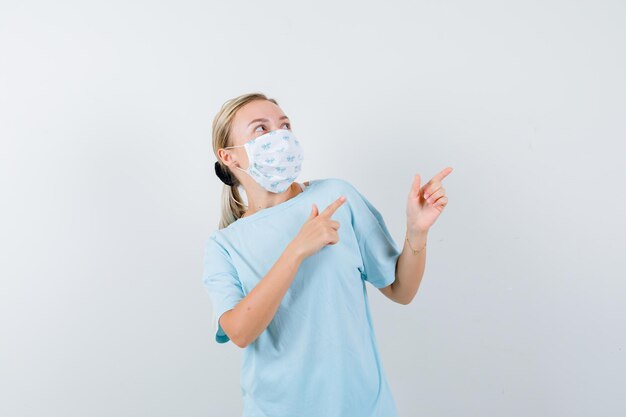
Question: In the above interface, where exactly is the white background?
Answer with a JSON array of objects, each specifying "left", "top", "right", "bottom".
[{"left": 1, "top": 0, "right": 625, "bottom": 416}]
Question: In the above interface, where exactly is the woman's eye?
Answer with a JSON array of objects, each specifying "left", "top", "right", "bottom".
[{"left": 254, "top": 123, "right": 291, "bottom": 132}]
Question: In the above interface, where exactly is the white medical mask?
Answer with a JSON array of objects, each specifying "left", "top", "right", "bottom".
[{"left": 225, "top": 128, "right": 304, "bottom": 193}]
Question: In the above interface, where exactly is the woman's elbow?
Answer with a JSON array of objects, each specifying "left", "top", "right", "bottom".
[{"left": 221, "top": 310, "right": 259, "bottom": 349}]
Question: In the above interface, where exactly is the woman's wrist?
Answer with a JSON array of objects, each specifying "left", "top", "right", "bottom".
[
  {"left": 405, "top": 228, "right": 428, "bottom": 255},
  {"left": 406, "top": 225, "right": 429, "bottom": 239},
  {"left": 285, "top": 241, "right": 306, "bottom": 264}
]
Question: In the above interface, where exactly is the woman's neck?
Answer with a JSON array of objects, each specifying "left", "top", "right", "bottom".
[{"left": 241, "top": 182, "right": 303, "bottom": 218}]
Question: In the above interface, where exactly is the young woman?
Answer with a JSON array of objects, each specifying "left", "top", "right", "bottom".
[{"left": 202, "top": 92, "right": 452, "bottom": 416}]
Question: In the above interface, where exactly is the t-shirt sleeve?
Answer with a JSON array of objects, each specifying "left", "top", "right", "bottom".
[
  {"left": 341, "top": 180, "right": 402, "bottom": 288},
  {"left": 201, "top": 234, "right": 245, "bottom": 344}
]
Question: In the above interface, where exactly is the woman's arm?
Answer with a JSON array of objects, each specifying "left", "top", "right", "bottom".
[
  {"left": 220, "top": 243, "right": 304, "bottom": 348},
  {"left": 380, "top": 229, "right": 428, "bottom": 305},
  {"left": 382, "top": 168, "right": 452, "bottom": 304}
]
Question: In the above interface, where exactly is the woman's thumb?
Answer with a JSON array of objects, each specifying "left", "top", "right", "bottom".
[{"left": 308, "top": 203, "right": 318, "bottom": 219}]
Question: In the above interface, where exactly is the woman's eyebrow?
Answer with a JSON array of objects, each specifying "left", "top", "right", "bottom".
[{"left": 247, "top": 116, "right": 290, "bottom": 127}]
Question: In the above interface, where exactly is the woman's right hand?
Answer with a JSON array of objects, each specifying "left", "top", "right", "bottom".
[{"left": 289, "top": 196, "right": 347, "bottom": 259}]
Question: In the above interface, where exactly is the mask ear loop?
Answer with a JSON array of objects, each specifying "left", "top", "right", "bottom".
[{"left": 222, "top": 146, "right": 249, "bottom": 209}]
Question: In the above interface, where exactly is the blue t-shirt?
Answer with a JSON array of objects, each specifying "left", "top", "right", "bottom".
[{"left": 201, "top": 177, "right": 401, "bottom": 417}]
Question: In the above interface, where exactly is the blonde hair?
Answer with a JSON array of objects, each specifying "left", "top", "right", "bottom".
[{"left": 211, "top": 92, "right": 279, "bottom": 229}]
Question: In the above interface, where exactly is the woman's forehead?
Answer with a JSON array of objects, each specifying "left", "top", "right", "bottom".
[{"left": 235, "top": 100, "right": 286, "bottom": 125}]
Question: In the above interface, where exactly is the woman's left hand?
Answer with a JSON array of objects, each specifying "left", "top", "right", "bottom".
[{"left": 406, "top": 167, "right": 453, "bottom": 234}]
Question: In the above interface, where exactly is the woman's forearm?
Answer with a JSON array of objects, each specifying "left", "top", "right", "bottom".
[
  {"left": 392, "top": 228, "right": 428, "bottom": 305},
  {"left": 220, "top": 243, "right": 304, "bottom": 348}
]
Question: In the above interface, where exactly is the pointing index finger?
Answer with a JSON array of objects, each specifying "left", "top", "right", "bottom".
[
  {"left": 320, "top": 195, "right": 347, "bottom": 218},
  {"left": 434, "top": 167, "right": 453, "bottom": 182}
]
